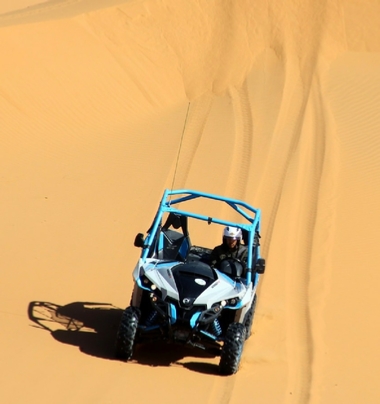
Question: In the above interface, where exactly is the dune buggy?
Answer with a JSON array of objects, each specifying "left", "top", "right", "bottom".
[{"left": 115, "top": 189, "right": 265, "bottom": 375}]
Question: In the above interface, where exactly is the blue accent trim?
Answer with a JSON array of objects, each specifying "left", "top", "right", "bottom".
[
  {"left": 253, "top": 272, "right": 259, "bottom": 288},
  {"left": 153, "top": 261, "right": 181, "bottom": 268},
  {"left": 190, "top": 312, "right": 201, "bottom": 328},
  {"left": 158, "top": 232, "right": 164, "bottom": 251},
  {"left": 169, "top": 304, "right": 177, "bottom": 324},
  {"left": 199, "top": 329, "right": 218, "bottom": 341},
  {"left": 136, "top": 278, "right": 151, "bottom": 292},
  {"left": 225, "top": 301, "right": 243, "bottom": 310},
  {"left": 179, "top": 238, "right": 190, "bottom": 258},
  {"left": 217, "top": 271, "right": 236, "bottom": 285}
]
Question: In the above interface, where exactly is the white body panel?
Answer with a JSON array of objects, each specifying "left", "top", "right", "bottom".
[{"left": 135, "top": 259, "right": 252, "bottom": 310}]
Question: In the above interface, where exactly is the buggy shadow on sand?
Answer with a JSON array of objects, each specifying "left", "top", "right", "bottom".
[
  {"left": 27, "top": 300, "right": 221, "bottom": 371},
  {"left": 27, "top": 301, "right": 123, "bottom": 359},
  {"left": 115, "top": 189, "right": 266, "bottom": 375}
]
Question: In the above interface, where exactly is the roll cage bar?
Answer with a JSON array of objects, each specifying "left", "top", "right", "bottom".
[{"left": 141, "top": 189, "right": 262, "bottom": 285}]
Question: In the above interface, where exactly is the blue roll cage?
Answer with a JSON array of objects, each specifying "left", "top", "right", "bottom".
[{"left": 141, "top": 189, "right": 262, "bottom": 285}]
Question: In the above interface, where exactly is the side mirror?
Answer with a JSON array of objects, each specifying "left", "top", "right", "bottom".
[
  {"left": 255, "top": 258, "right": 265, "bottom": 274},
  {"left": 134, "top": 233, "right": 145, "bottom": 248}
]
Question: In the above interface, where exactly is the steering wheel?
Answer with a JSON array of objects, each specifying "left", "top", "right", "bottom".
[
  {"left": 218, "top": 257, "right": 245, "bottom": 278},
  {"left": 219, "top": 257, "right": 244, "bottom": 265}
]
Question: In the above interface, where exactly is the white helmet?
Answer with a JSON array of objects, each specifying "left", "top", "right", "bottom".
[{"left": 223, "top": 226, "right": 242, "bottom": 240}]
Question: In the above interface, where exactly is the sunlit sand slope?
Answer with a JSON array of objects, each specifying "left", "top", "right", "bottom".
[{"left": 1, "top": 1, "right": 380, "bottom": 403}]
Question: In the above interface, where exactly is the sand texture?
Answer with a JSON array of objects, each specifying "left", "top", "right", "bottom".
[{"left": 1, "top": 1, "right": 380, "bottom": 403}]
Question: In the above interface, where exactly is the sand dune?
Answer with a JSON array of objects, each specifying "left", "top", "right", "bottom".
[{"left": 1, "top": 1, "right": 380, "bottom": 403}]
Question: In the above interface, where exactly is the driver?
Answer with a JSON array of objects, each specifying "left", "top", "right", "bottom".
[{"left": 210, "top": 226, "right": 248, "bottom": 269}]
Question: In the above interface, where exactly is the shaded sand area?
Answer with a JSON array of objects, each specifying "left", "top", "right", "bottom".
[{"left": 1, "top": 1, "right": 380, "bottom": 403}]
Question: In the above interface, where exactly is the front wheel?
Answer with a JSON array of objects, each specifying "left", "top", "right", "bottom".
[
  {"left": 219, "top": 323, "right": 246, "bottom": 375},
  {"left": 115, "top": 306, "right": 140, "bottom": 361}
]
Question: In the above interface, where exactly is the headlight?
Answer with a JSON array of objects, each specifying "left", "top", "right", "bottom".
[
  {"left": 141, "top": 275, "right": 158, "bottom": 292},
  {"left": 223, "top": 297, "right": 240, "bottom": 307},
  {"left": 213, "top": 305, "right": 222, "bottom": 313}
]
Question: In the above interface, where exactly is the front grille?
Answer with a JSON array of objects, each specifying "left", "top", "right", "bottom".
[{"left": 165, "top": 297, "right": 206, "bottom": 324}]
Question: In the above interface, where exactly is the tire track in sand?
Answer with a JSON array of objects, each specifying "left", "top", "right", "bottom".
[
  {"left": 258, "top": 77, "right": 332, "bottom": 404},
  {"left": 256, "top": 83, "right": 316, "bottom": 404},
  {"left": 207, "top": 81, "right": 253, "bottom": 404},
  {"left": 256, "top": 2, "right": 339, "bottom": 402},
  {"left": 283, "top": 76, "right": 335, "bottom": 404},
  {"left": 226, "top": 82, "right": 254, "bottom": 201},
  {"left": 205, "top": 61, "right": 321, "bottom": 404}
]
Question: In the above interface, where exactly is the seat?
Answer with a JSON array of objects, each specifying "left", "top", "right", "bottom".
[
  {"left": 185, "top": 245, "right": 212, "bottom": 264},
  {"left": 159, "top": 229, "right": 188, "bottom": 261}
]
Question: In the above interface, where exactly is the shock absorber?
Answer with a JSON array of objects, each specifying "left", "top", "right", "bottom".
[{"left": 211, "top": 319, "right": 222, "bottom": 336}]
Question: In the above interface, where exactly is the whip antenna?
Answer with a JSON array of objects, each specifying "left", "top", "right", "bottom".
[{"left": 170, "top": 101, "right": 191, "bottom": 194}]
